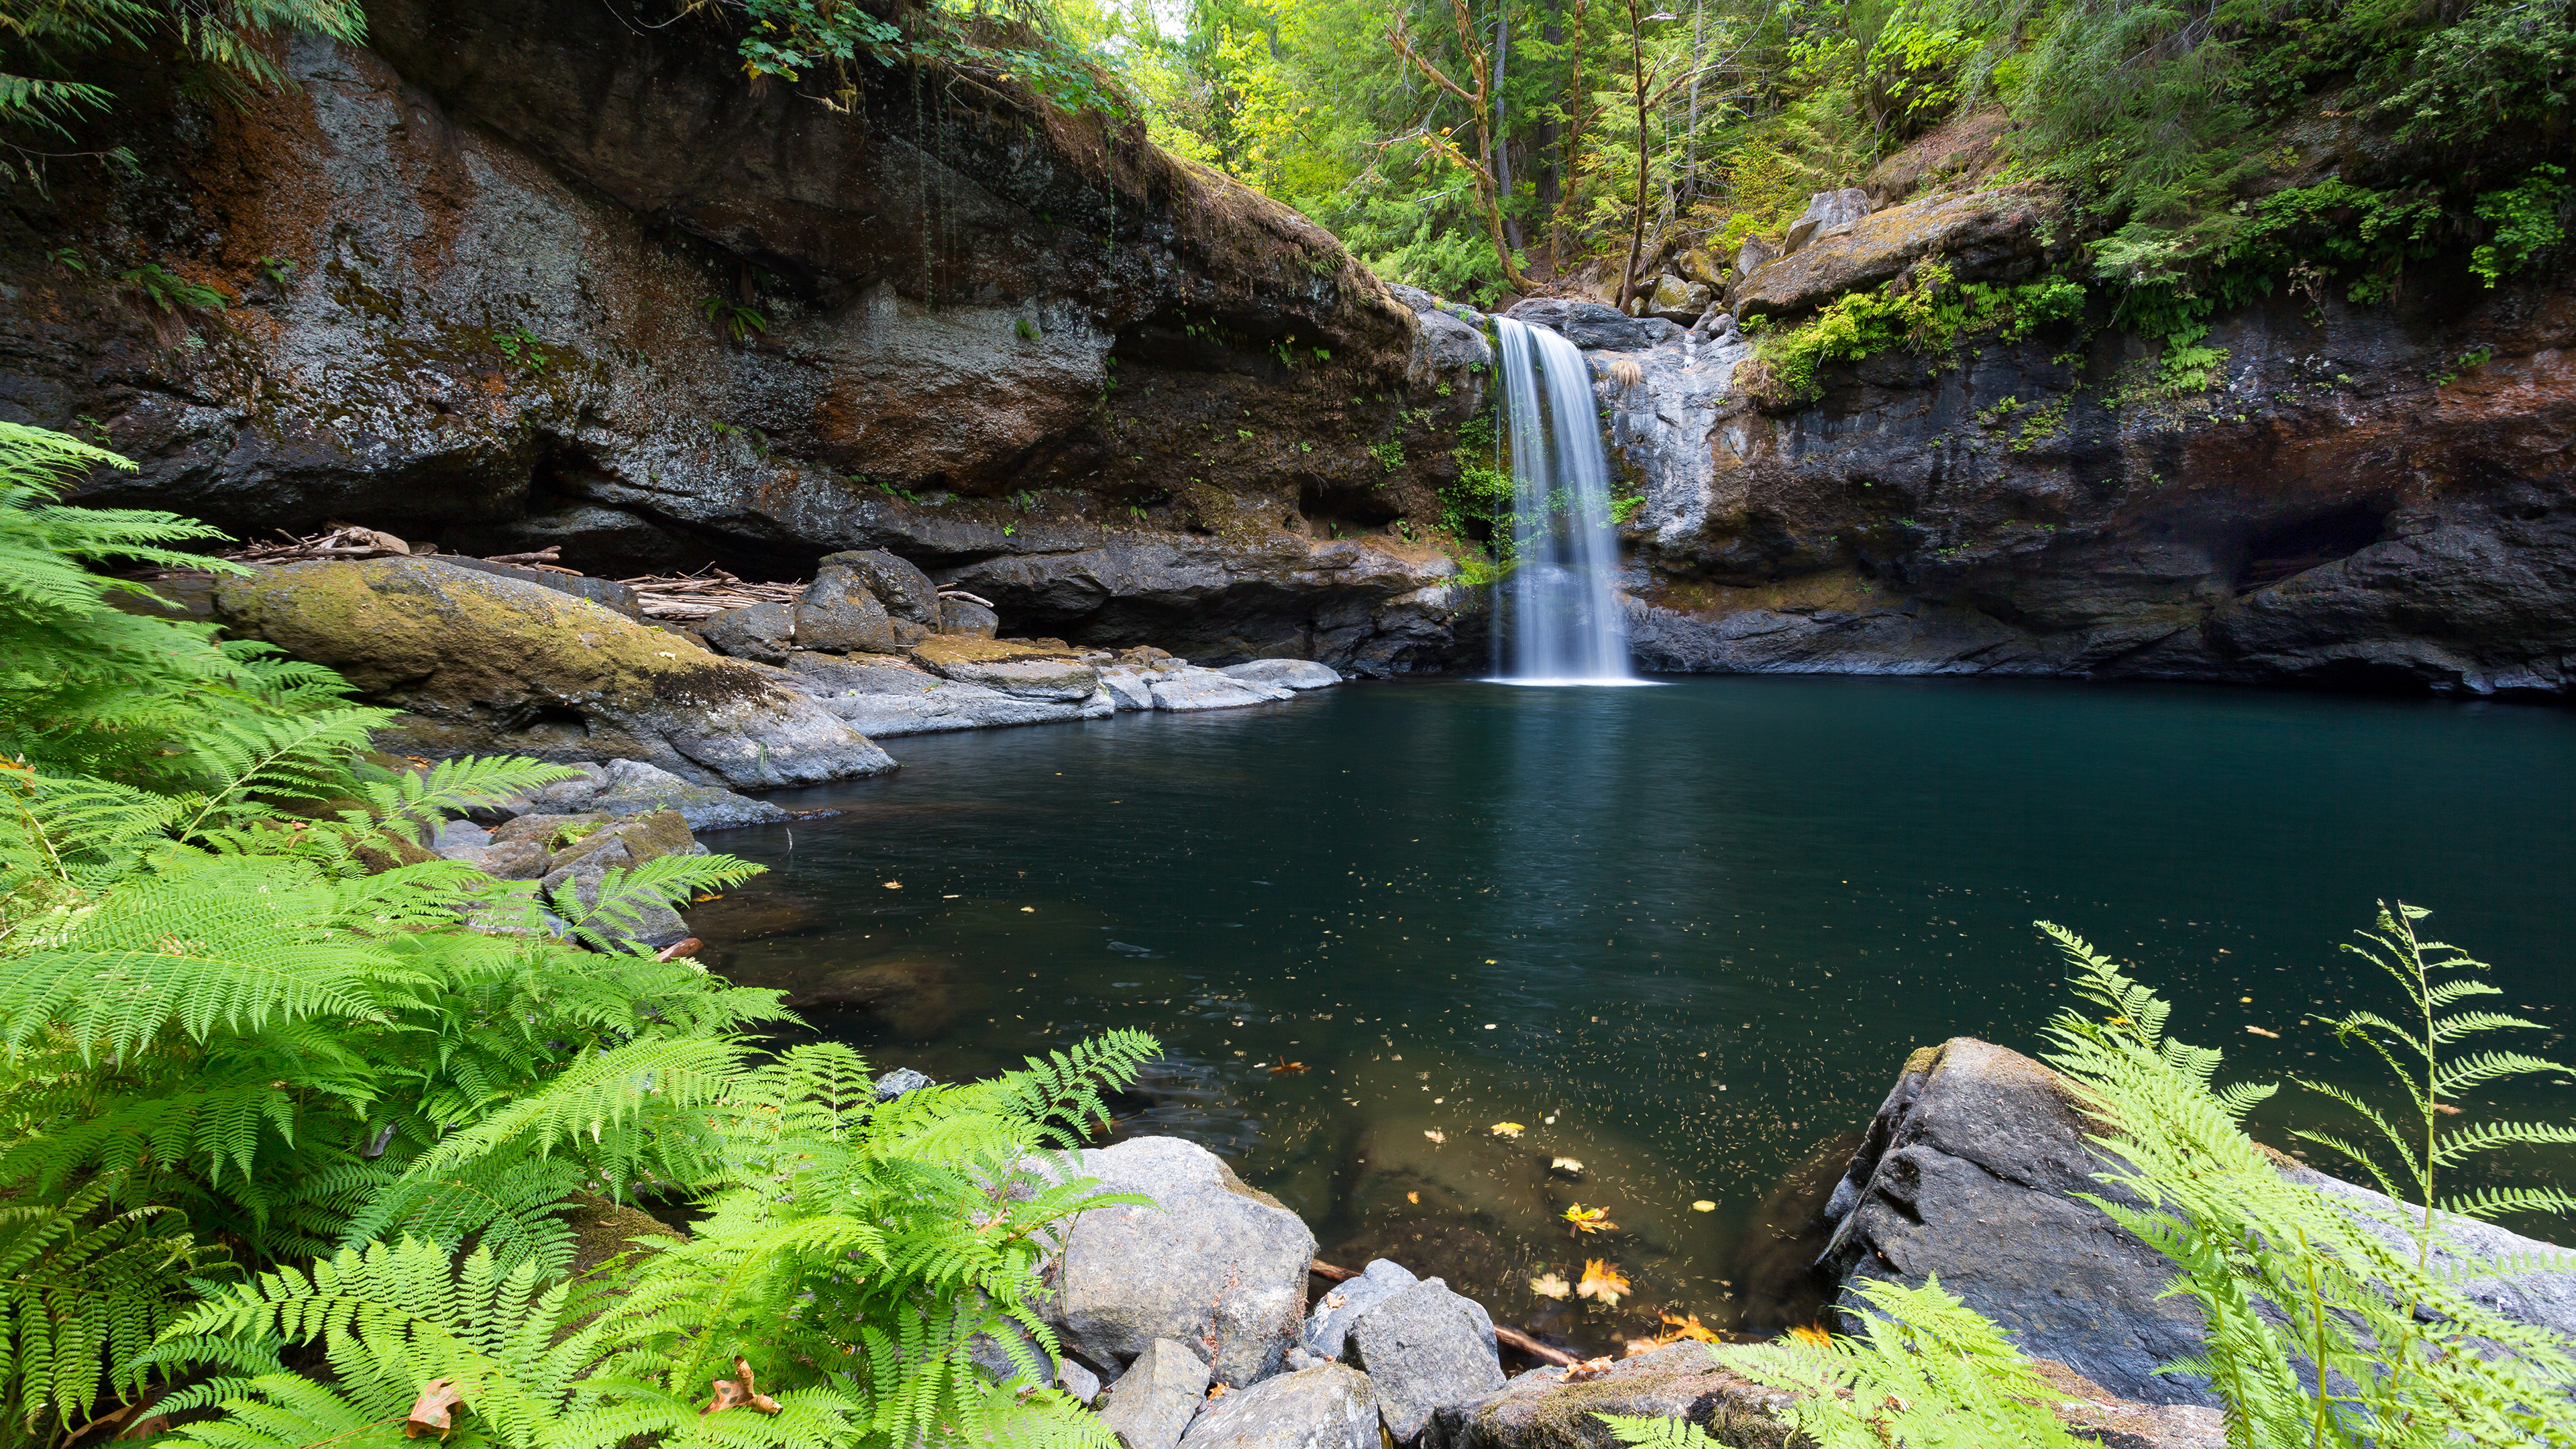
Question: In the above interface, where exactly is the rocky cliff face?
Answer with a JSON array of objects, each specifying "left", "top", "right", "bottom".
[
  {"left": 1599, "top": 191, "right": 2576, "bottom": 696},
  {"left": 0, "top": 0, "right": 1479, "bottom": 670}
]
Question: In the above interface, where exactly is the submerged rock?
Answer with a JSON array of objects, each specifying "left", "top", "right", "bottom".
[
  {"left": 1046, "top": 1136, "right": 1318, "bottom": 1387},
  {"left": 217, "top": 559, "right": 894, "bottom": 788},
  {"left": 1174, "top": 1362, "right": 1380, "bottom": 1449}
]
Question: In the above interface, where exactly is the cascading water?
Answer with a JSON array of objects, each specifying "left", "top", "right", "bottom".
[{"left": 1489, "top": 315, "right": 1640, "bottom": 684}]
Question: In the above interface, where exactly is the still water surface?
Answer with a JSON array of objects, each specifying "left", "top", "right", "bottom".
[{"left": 698, "top": 676, "right": 2576, "bottom": 1351}]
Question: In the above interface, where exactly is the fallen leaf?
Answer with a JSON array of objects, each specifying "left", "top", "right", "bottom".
[
  {"left": 1788, "top": 1324, "right": 1833, "bottom": 1350},
  {"left": 1562, "top": 1203, "right": 1615, "bottom": 1235},
  {"left": 1490, "top": 1121, "right": 1525, "bottom": 1138},
  {"left": 1407, "top": 1191, "right": 1419, "bottom": 1203},
  {"left": 1206, "top": 1383, "right": 1228, "bottom": 1399},
  {"left": 1576, "top": 1258, "right": 1630, "bottom": 1305},
  {"left": 1324, "top": 1291, "right": 1347, "bottom": 1309},
  {"left": 1424, "top": 1130, "right": 1446, "bottom": 1144},
  {"left": 883, "top": 881, "right": 901, "bottom": 889},
  {"left": 1564, "top": 1356, "right": 1615, "bottom": 1383},
  {"left": 1551, "top": 1157, "right": 1585, "bottom": 1174},
  {"left": 1269, "top": 1061, "right": 1309, "bottom": 1073},
  {"left": 1658, "top": 1311, "right": 1719, "bottom": 1344},
  {"left": 405, "top": 1380, "right": 461, "bottom": 1439},
  {"left": 703, "top": 1357, "right": 782, "bottom": 1416},
  {"left": 1690, "top": 1199, "right": 1715, "bottom": 1212},
  {"left": 2246, "top": 1025, "right": 2280, "bottom": 1038},
  {"left": 2434, "top": 1102, "right": 2463, "bottom": 1116},
  {"left": 1530, "top": 1272, "right": 1571, "bottom": 1298}
]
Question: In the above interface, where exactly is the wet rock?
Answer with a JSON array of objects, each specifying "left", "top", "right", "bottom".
[
  {"left": 1060, "top": 1358, "right": 1104, "bottom": 1405},
  {"left": 216, "top": 559, "right": 894, "bottom": 788},
  {"left": 1347, "top": 1278, "right": 1505, "bottom": 1442},
  {"left": 434, "top": 555, "right": 643, "bottom": 619},
  {"left": 1174, "top": 1363, "right": 1379, "bottom": 1449},
  {"left": 912, "top": 635, "right": 1101, "bottom": 701},
  {"left": 492, "top": 812, "right": 607, "bottom": 848},
  {"left": 589, "top": 758, "right": 792, "bottom": 830},
  {"left": 938, "top": 596, "right": 1000, "bottom": 637},
  {"left": 1046, "top": 1136, "right": 1318, "bottom": 1386},
  {"left": 873, "top": 1067, "right": 933, "bottom": 1102},
  {"left": 1301, "top": 1259, "right": 1417, "bottom": 1363},
  {"left": 1499, "top": 300, "right": 1677, "bottom": 352},
  {"left": 1727, "top": 1131, "right": 1863, "bottom": 1330},
  {"left": 1422, "top": 1342, "right": 1796, "bottom": 1449},
  {"left": 1099, "top": 1338, "right": 1214, "bottom": 1449},
  {"left": 786, "top": 651, "right": 1112, "bottom": 734},
  {"left": 1820, "top": 1035, "right": 2576, "bottom": 1406},
  {"left": 702, "top": 601, "right": 799, "bottom": 663},
  {"left": 1781, "top": 188, "right": 1875, "bottom": 254},
  {"left": 1413, "top": 309, "right": 1497, "bottom": 375},
  {"left": 1733, "top": 185, "right": 2059, "bottom": 318},
  {"left": 1150, "top": 669, "right": 1293, "bottom": 712},
  {"left": 1222, "top": 659, "right": 1341, "bottom": 691}
]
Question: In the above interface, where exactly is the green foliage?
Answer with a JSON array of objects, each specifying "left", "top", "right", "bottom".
[
  {"left": 1746, "top": 263, "right": 2086, "bottom": 405},
  {"left": 117, "top": 263, "right": 226, "bottom": 313},
  {"left": 489, "top": 327, "right": 551, "bottom": 372},
  {"left": 2471, "top": 166, "right": 2572, "bottom": 286},
  {"left": 1, "top": 1, "right": 366, "bottom": 182},
  {"left": 2037, "top": 916, "right": 2576, "bottom": 1448},
  {"left": 700, "top": 298, "right": 769, "bottom": 344},
  {"left": 706, "top": 0, "right": 1133, "bottom": 119},
  {"left": 1710, "top": 1277, "right": 2080, "bottom": 1448},
  {"left": 2292, "top": 902, "right": 2576, "bottom": 1242}
]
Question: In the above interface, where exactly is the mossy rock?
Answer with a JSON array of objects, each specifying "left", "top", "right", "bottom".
[
  {"left": 909, "top": 634, "right": 1099, "bottom": 701},
  {"left": 216, "top": 557, "right": 895, "bottom": 788},
  {"left": 1421, "top": 1344, "right": 1800, "bottom": 1449}
]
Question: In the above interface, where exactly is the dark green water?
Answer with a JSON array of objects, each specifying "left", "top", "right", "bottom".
[{"left": 698, "top": 676, "right": 2576, "bottom": 1352}]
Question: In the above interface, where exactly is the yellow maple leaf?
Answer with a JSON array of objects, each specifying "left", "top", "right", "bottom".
[
  {"left": 1489, "top": 1121, "right": 1525, "bottom": 1138},
  {"left": 1788, "top": 1324, "right": 1833, "bottom": 1349},
  {"left": 1576, "top": 1258, "right": 1630, "bottom": 1305},
  {"left": 1529, "top": 1272, "right": 1571, "bottom": 1298},
  {"left": 1658, "top": 1310, "right": 1718, "bottom": 1344},
  {"left": 1562, "top": 1203, "right": 1615, "bottom": 1234}
]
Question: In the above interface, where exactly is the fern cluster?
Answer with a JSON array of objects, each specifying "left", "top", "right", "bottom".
[
  {"left": 1615, "top": 907, "right": 2576, "bottom": 1448},
  {"left": 0, "top": 422, "right": 1163, "bottom": 1449}
]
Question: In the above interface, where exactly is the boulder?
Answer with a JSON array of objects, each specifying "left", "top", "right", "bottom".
[
  {"left": 1346, "top": 1278, "right": 1505, "bottom": 1442},
  {"left": 1818, "top": 1036, "right": 2576, "bottom": 1407},
  {"left": 1046, "top": 1136, "right": 1318, "bottom": 1386},
  {"left": 1098, "top": 667, "right": 1158, "bottom": 712},
  {"left": 1301, "top": 1258, "right": 1419, "bottom": 1362},
  {"left": 702, "top": 600, "right": 798, "bottom": 663},
  {"left": 912, "top": 635, "right": 1102, "bottom": 702},
  {"left": 1098, "top": 1338, "right": 1214, "bottom": 1449},
  {"left": 441, "top": 837, "right": 549, "bottom": 880},
  {"left": 1676, "top": 248, "right": 1725, "bottom": 287},
  {"left": 429, "top": 818, "right": 492, "bottom": 853},
  {"left": 1413, "top": 309, "right": 1497, "bottom": 374},
  {"left": 1499, "top": 299, "right": 1678, "bottom": 352},
  {"left": 784, "top": 651, "right": 1113, "bottom": 735},
  {"left": 1644, "top": 276, "right": 1712, "bottom": 325},
  {"left": 433, "top": 555, "right": 643, "bottom": 619},
  {"left": 1150, "top": 669, "right": 1293, "bottom": 712},
  {"left": 1222, "top": 659, "right": 1340, "bottom": 691},
  {"left": 873, "top": 1067, "right": 933, "bottom": 1102},
  {"left": 216, "top": 559, "right": 894, "bottom": 789},
  {"left": 1422, "top": 1344, "right": 1797, "bottom": 1449},
  {"left": 588, "top": 758, "right": 793, "bottom": 830},
  {"left": 1732, "top": 185, "right": 2061, "bottom": 319},
  {"left": 1782, "top": 188, "right": 1875, "bottom": 254},
  {"left": 1733, "top": 236, "right": 1778, "bottom": 277},
  {"left": 1175, "top": 1363, "right": 1379, "bottom": 1449},
  {"left": 831, "top": 549, "right": 943, "bottom": 625},
  {"left": 796, "top": 564, "right": 922, "bottom": 655},
  {"left": 1422, "top": 1343, "right": 2223, "bottom": 1449},
  {"left": 939, "top": 596, "right": 1001, "bottom": 637}
]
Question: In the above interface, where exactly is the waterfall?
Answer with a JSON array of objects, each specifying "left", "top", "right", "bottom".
[{"left": 1489, "top": 315, "right": 1639, "bottom": 684}]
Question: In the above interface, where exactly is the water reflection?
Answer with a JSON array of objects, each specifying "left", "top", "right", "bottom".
[{"left": 701, "top": 676, "right": 2576, "bottom": 1354}]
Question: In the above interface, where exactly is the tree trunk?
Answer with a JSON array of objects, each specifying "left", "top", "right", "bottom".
[
  {"left": 1553, "top": 0, "right": 1589, "bottom": 277},
  {"left": 1616, "top": 0, "right": 1650, "bottom": 314},
  {"left": 1685, "top": 0, "right": 1703, "bottom": 205},
  {"left": 1493, "top": 5, "right": 1523, "bottom": 254}
]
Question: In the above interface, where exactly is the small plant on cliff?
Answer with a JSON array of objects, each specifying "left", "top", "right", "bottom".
[
  {"left": 703, "top": 297, "right": 770, "bottom": 344},
  {"left": 118, "top": 262, "right": 227, "bottom": 314}
]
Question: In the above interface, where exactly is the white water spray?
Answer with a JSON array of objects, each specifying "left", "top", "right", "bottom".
[{"left": 1489, "top": 315, "right": 1639, "bottom": 685}]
